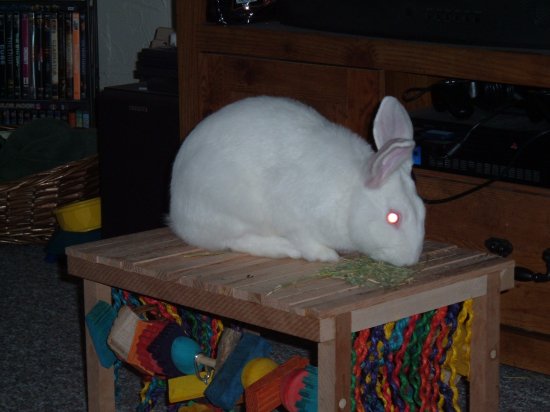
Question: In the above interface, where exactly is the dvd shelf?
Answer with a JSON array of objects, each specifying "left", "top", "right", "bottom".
[{"left": 0, "top": 0, "right": 96, "bottom": 128}]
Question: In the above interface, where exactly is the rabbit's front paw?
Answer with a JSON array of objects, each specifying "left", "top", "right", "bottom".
[{"left": 299, "top": 242, "right": 340, "bottom": 262}]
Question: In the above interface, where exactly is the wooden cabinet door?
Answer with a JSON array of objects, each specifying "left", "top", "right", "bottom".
[{"left": 196, "top": 54, "right": 382, "bottom": 139}]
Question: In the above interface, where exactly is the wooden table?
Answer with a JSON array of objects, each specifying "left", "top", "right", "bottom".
[{"left": 66, "top": 227, "right": 514, "bottom": 412}]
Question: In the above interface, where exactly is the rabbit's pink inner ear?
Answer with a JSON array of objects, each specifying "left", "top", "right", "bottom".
[
  {"left": 373, "top": 96, "right": 414, "bottom": 149},
  {"left": 365, "top": 143, "right": 414, "bottom": 188}
]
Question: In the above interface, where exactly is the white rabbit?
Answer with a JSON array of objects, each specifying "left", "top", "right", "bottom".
[{"left": 169, "top": 95, "right": 425, "bottom": 266}]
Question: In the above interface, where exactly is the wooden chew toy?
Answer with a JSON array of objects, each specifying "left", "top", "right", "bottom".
[
  {"left": 245, "top": 355, "right": 310, "bottom": 412},
  {"left": 204, "top": 333, "right": 272, "bottom": 410},
  {"left": 168, "top": 372, "right": 215, "bottom": 403},
  {"left": 168, "top": 328, "right": 242, "bottom": 403}
]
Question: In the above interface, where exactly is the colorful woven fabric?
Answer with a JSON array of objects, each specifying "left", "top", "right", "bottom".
[
  {"left": 351, "top": 302, "right": 472, "bottom": 412},
  {"left": 112, "top": 288, "right": 472, "bottom": 411}
]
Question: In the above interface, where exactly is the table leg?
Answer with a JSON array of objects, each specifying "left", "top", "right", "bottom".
[
  {"left": 83, "top": 280, "right": 115, "bottom": 412},
  {"left": 469, "top": 272, "right": 501, "bottom": 412},
  {"left": 318, "top": 313, "right": 352, "bottom": 411}
]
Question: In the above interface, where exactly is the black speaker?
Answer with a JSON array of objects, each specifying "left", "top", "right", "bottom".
[{"left": 98, "top": 83, "right": 181, "bottom": 238}]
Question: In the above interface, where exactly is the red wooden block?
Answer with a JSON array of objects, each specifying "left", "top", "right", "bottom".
[{"left": 245, "top": 355, "right": 309, "bottom": 412}]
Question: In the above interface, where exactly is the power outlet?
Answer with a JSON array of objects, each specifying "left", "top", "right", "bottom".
[{"left": 484, "top": 237, "right": 513, "bottom": 257}]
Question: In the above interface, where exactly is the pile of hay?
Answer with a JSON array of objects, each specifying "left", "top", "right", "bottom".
[{"left": 319, "top": 256, "right": 414, "bottom": 288}]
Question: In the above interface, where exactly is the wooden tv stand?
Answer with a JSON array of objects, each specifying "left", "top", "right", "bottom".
[{"left": 176, "top": 0, "right": 550, "bottom": 374}]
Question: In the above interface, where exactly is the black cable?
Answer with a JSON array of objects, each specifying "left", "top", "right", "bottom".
[
  {"left": 442, "top": 103, "right": 514, "bottom": 158},
  {"left": 420, "top": 128, "right": 550, "bottom": 205},
  {"left": 420, "top": 105, "right": 513, "bottom": 204},
  {"left": 421, "top": 177, "right": 495, "bottom": 205},
  {"left": 402, "top": 79, "right": 550, "bottom": 204}
]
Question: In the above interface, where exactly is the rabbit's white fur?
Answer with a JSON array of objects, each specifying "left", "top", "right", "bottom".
[{"left": 169, "top": 95, "right": 425, "bottom": 266}]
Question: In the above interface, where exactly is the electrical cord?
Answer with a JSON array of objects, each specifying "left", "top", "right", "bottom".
[
  {"left": 402, "top": 80, "right": 550, "bottom": 205},
  {"left": 408, "top": 81, "right": 550, "bottom": 278},
  {"left": 420, "top": 177, "right": 495, "bottom": 205},
  {"left": 514, "top": 248, "right": 550, "bottom": 282},
  {"left": 419, "top": 128, "right": 550, "bottom": 205},
  {"left": 442, "top": 103, "right": 514, "bottom": 158},
  {"left": 418, "top": 105, "right": 513, "bottom": 205},
  {"left": 515, "top": 266, "right": 550, "bottom": 282}
]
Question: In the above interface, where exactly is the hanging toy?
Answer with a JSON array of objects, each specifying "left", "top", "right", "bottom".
[
  {"left": 244, "top": 355, "right": 310, "bottom": 412},
  {"left": 241, "top": 357, "right": 278, "bottom": 389},
  {"left": 204, "top": 333, "right": 272, "bottom": 410},
  {"left": 280, "top": 364, "right": 318, "bottom": 412},
  {"left": 85, "top": 300, "right": 117, "bottom": 368}
]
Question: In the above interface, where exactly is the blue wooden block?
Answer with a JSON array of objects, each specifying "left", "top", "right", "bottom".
[{"left": 205, "top": 333, "right": 271, "bottom": 410}]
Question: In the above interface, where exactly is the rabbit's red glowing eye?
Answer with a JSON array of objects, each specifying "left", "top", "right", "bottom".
[{"left": 386, "top": 211, "right": 400, "bottom": 225}]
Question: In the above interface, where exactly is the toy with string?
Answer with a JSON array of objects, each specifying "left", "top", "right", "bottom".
[
  {"left": 169, "top": 330, "right": 281, "bottom": 409},
  {"left": 147, "top": 328, "right": 277, "bottom": 408},
  {"left": 106, "top": 305, "right": 233, "bottom": 382},
  {"left": 169, "top": 330, "right": 279, "bottom": 409},
  {"left": 106, "top": 298, "right": 278, "bottom": 409},
  {"left": 168, "top": 328, "right": 242, "bottom": 403},
  {"left": 102, "top": 288, "right": 476, "bottom": 412},
  {"left": 109, "top": 289, "right": 225, "bottom": 411},
  {"left": 107, "top": 305, "right": 184, "bottom": 377},
  {"left": 202, "top": 332, "right": 273, "bottom": 409}
]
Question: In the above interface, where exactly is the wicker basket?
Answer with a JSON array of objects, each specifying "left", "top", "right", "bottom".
[{"left": 0, "top": 155, "right": 100, "bottom": 245}]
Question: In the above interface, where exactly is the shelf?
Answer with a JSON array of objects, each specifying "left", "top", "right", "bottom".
[
  {"left": 0, "top": 0, "right": 97, "bottom": 128},
  {"left": 196, "top": 22, "right": 550, "bottom": 88}
]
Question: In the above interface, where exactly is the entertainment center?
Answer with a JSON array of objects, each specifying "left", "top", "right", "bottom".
[{"left": 176, "top": 1, "right": 550, "bottom": 374}]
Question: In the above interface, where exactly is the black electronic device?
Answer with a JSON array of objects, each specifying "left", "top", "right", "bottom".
[
  {"left": 98, "top": 83, "right": 180, "bottom": 238},
  {"left": 135, "top": 47, "right": 178, "bottom": 93},
  {"left": 412, "top": 108, "right": 550, "bottom": 188},
  {"left": 277, "top": 0, "right": 550, "bottom": 50}
]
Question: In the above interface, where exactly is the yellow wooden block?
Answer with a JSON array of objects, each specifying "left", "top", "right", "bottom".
[{"left": 168, "top": 372, "right": 214, "bottom": 403}]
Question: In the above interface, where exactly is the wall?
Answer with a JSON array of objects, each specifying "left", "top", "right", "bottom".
[{"left": 96, "top": 0, "right": 174, "bottom": 88}]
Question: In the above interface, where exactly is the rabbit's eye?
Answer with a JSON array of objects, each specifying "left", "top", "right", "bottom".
[{"left": 386, "top": 210, "right": 400, "bottom": 225}]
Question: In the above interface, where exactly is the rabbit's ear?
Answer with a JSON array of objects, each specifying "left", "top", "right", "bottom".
[
  {"left": 373, "top": 96, "right": 414, "bottom": 150},
  {"left": 365, "top": 139, "right": 414, "bottom": 188}
]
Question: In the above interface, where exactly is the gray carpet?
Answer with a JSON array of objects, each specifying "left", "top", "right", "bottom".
[{"left": 1, "top": 243, "right": 549, "bottom": 411}]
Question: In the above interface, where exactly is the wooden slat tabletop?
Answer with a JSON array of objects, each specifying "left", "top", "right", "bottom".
[{"left": 67, "top": 227, "right": 514, "bottom": 322}]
